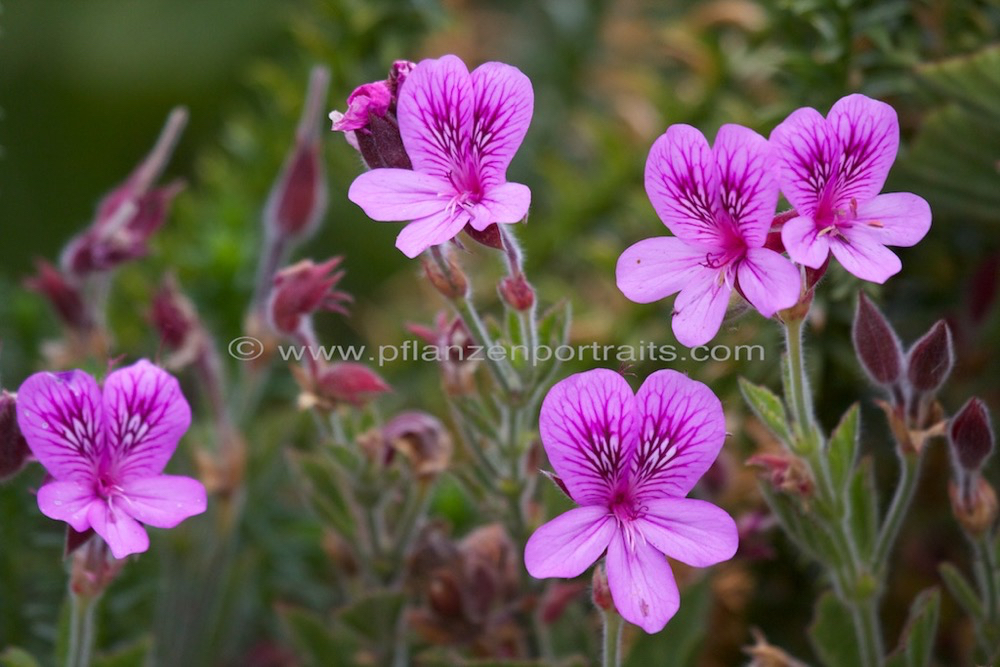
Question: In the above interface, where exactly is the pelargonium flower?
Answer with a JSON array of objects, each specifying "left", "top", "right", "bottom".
[
  {"left": 770, "top": 94, "right": 932, "bottom": 283},
  {"left": 524, "top": 369, "right": 738, "bottom": 633},
  {"left": 616, "top": 125, "right": 801, "bottom": 347},
  {"left": 348, "top": 54, "right": 534, "bottom": 258},
  {"left": 16, "top": 360, "right": 206, "bottom": 559}
]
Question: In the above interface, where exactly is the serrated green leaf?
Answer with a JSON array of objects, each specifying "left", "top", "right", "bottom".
[
  {"left": 0, "top": 648, "right": 41, "bottom": 667},
  {"left": 739, "top": 377, "right": 793, "bottom": 445},
  {"left": 809, "top": 592, "right": 865, "bottom": 667},
  {"left": 938, "top": 563, "right": 984, "bottom": 620},
  {"left": 849, "top": 457, "right": 879, "bottom": 561},
  {"left": 828, "top": 404, "right": 860, "bottom": 495},
  {"left": 885, "top": 588, "right": 940, "bottom": 667}
]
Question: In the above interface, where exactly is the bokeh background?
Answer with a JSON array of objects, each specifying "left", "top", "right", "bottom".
[{"left": 2, "top": 0, "right": 999, "bottom": 665}]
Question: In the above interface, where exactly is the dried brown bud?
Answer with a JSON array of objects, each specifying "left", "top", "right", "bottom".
[
  {"left": 1, "top": 391, "right": 32, "bottom": 482},
  {"left": 383, "top": 411, "right": 452, "bottom": 479},
  {"left": 949, "top": 398, "right": 994, "bottom": 471},
  {"left": 499, "top": 273, "right": 535, "bottom": 311},
  {"left": 907, "top": 320, "right": 953, "bottom": 393},
  {"left": 949, "top": 477, "right": 998, "bottom": 537},
  {"left": 852, "top": 292, "right": 903, "bottom": 387}
]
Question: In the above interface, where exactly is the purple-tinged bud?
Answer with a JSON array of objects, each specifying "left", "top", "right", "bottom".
[
  {"left": 24, "top": 260, "right": 91, "bottom": 331},
  {"left": 70, "top": 539, "right": 124, "bottom": 596},
  {"left": 421, "top": 251, "right": 468, "bottom": 300},
  {"left": 330, "top": 62, "right": 414, "bottom": 170},
  {"left": 383, "top": 411, "right": 453, "bottom": 480},
  {"left": 591, "top": 564, "right": 613, "bottom": 611},
  {"left": 463, "top": 223, "right": 505, "bottom": 250},
  {"left": 265, "top": 66, "right": 331, "bottom": 243},
  {"left": 268, "top": 258, "right": 352, "bottom": 336},
  {"left": 150, "top": 275, "right": 205, "bottom": 369},
  {"left": 746, "top": 452, "right": 813, "bottom": 498},
  {"left": 330, "top": 82, "right": 392, "bottom": 133},
  {"left": 499, "top": 273, "right": 535, "bottom": 311},
  {"left": 949, "top": 398, "right": 994, "bottom": 471},
  {"left": 1, "top": 391, "right": 32, "bottom": 482},
  {"left": 293, "top": 362, "right": 391, "bottom": 410},
  {"left": 852, "top": 292, "right": 904, "bottom": 388},
  {"left": 906, "top": 320, "right": 953, "bottom": 393},
  {"left": 407, "top": 313, "right": 479, "bottom": 396},
  {"left": 388, "top": 60, "right": 417, "bottom": 96}
]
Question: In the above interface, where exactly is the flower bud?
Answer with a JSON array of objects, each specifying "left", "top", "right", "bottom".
[
  {"left": 852, "top": 292, "right": 904, "bottom": 388},
  {"left": 421, "top": 252, "right": 468, "bottom": 300},
  {"left": 65, "top": 526, "right": 95, "bottom": 558},
  {"left": 330, "top": 82, "right": 392, "bottom": 133},
  {"left": 0, "top": 391, "right": 32, "bottom": 482},
  {"left": 150, "top": 275, "right": 205, "bottom": 368},
  {"left": 70, "top": 539, "right": 124, "bottom": 597},
  {"left": 383, "top": 411, "right": 453, "bottom": 479},
  {"left": 499, "top": 273, "right": 535, "bottom": 311},
  {"left": 265, "top": 66, "right": 330, "bottom": 243},
  {"left": 464, "top": 223, "right": 505, "bottom": 250},
  {"left": 388, "top": 60, "right": 417, "bottom": 94},
  {"left": 746, "top": 452, "right": 813, "bottom": 498},
  {"left": 407, "top": 313, "right": 480, "bottom": 395},
  {"left": 295, "top": 362, "right": 391, "bottom": 410},
  {"left": 268, "top": 258, "right": 352, "bottom": 336},
  {"left": 24, "top": 260, "right": 91, "bottom": 331},
  {"left": 591, "top": 564, "right": 613, "bottom": 611},
  {"left": 906, "top": 320, "right": 953, "bottom": 393},
  {"left": 949, "top": 398, "right": 994, "bottom": 471},
  {"left": 949, "top": 476, "right": 998, "bottom": 537}
]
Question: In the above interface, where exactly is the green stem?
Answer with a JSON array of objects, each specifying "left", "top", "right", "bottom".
[
  {"left": 602, "top": 608, "right": 624, "bottom": 667},
  {"left": 66, "top": 593, "right": 98, "bottom": 667},
  {"left": 454, "top": 295, "right": 517, "bottom": 395},
  {"left": 784, "top": 317, "right": 816, "bottom": 440},
  {"left": 974, "top": 535, "right": 999, "bottom": 623},
  {"left": 873, "top": 453, "right": 922, "bottom": 571}
]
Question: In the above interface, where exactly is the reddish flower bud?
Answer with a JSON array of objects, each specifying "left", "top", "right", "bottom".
[
  {"left": 70, "top": 539, "right": 124, "bottom": 596},
  {"left": 464, "top": 223, "right": 505, "bottom": 250},
  {"left": 906, "top": 320, "right": 953, "bottom": 393},
  {"left": 1, "top": 391, "right": 32, "bottom": 482},
  {"left": 746, "top": 452, "right": 813, "bottom": 498},
  {"left": 406, "top": 313, "right": 479, "bottom": 395},
  {"left": 151, "top": 275, "right": 200, "bottom": 350},
  {"left": 852, "top": 292, "right": 904, "bottom": 387},
  {"left": 24, "top": 260, "right": 91, "bottom": 331},
  {"left": 421, "top": 251, "right": 468, "bottom": 300},
  {"left": 265, "top": 66, "right": 330, "bottom": 242},
  {"left": 295, "top": 362, "right": 391, "bottom": 410},
  {"left": 383, "top": 411, "right": 453, "bottom": 479},
  {"left": 949, "top": 398, "right": 994, "bottom": 471},
  {"left": 268, "top": 258, "right": 352, "bottom": 336},
  {"left": 591, "top": 564, "right": 613, "bottom": 611},
  {"left": 330, "top": 82, "right": 392, "bottom": 133},
  {"left": 499, "top": 273, "right": 535, "bottom": 311}
]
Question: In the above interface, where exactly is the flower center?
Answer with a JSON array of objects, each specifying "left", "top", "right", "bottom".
[
  {"left": 95, "top": 473, "right": 124, "bottom": 506},
  {"left": 610, "top": 493, "right": 647, "bottom": 553}
]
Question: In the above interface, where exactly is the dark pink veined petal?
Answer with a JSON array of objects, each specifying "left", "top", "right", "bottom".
[
  {"left": 15, "top": 370, "right": 104, "bottom": 482},
  {"left": 629, "top": 370, "right": 726, "bottom": 499},
  {"left": 87, "top": 501, "right": 149, "bottom": 559},
  {"left": 120, "top": 474, "right": 207, "bottom": 528},
  {"left": 397, "top": 55, "right": 473, "bottom": 183},
  {"left": 605, "top": 529, "right": 679, "bottom": 633},
  {"left": 470, "top": 61, "right": 533, "bottom": 190},
  {"left": 736, "top": 247, "right": 802, "bottom": 317},
  {"left": 616, "top": 236, "right": 714, "bottom": 305},
  {"left": 36, "top": 480, "right": 98, "bottom": 532},
  {"left": 829, "top": 225, "right": 902, "bottom": 284},
  {"left": 671, "top": 272, "right": 731, "bottom": 347},
  {"left": 102, "top": 360, "right": 191, "bottom": 482},
  {"left": 524, "top": 505, "right": 615, "bottom": 578},
  {"left": 636, "top": 497, "right": 738, "bottom": 567},
  {"left": 827, "top": 94, "right": 899, "bottom": 207},
  {"left": 539, "top": 369, "right": 638, "bottom": 505},
  {"left": 347, "top": 169, "right": 451, "bottom": 221},
  {"left": 712, "top": 124, "right": 778, "bottom": 248},
  {"left": 853, "top": 192, "right": 931, "bottom": 247},
  {"left": 770, "top": 107, "right": 840, "bottom": 217},
  {"left": 394, "top": 206, "right": 472, "bottom": 258},
  {"left": 471, "top": 181, "right": 531, "bottom": 230},
  {"left": 781, "top": 215, "right": 830, "bottom": 269},
  {"left": 645, "top": 125, "right": 725, "bottom": 247}
]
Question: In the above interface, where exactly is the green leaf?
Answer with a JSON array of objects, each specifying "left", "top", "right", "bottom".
[
  {"left": 885, "top": 588, "right": 940, "bottom": 667},
  {"left": 848, "top": 457, "right": 879, "bottom": 561},
  {"left": 92, "top": 636, "right": 153, "bottom": 667},
  {"left": 739, "top": 377, "right": 793, "bottom": 446},
  {"left": 938, "top": 563, "right": 984, "bottom": 620},
  {"left": 624, "top": 575, "right": 713, "bottom": 667},
  {"left": 0, "top": 648, "right": 41, "bottom": 667},
  {"left": 288, "top": 451, "right": 356, "bottom": 537},
  {"left": 827, "top": 404, "right": 860, "bottom": 495},
  {"left": 279, "top": 605, "right": 351, "bottom": 667},
  {"left": 809, "top": 592, "right": 865, "bottom": 667},
  {"left": 917, "top": 46, "right": 1000, "bottom": 122}
]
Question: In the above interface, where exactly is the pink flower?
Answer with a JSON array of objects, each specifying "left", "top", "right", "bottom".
[
  {"left": 16, "top": 360, "right": 206, "bottom": 559},
  {"left": 770, "top": 94, "right": 932, "bottom": 283},
  {"left": 348, "top": 55, "right": 534, "bottom": 258},
  {"left": 616, "top": 125, "right": 801, "bottom": 347},
  {"left": 524, "top": 369, "right": 738, "bottom": 633},
  {"left": 330, "top": 82, "right": 393, "bottom": 133}
]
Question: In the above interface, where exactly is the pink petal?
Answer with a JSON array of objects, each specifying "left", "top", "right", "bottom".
[
  {"left": 88, "top": 501, "right": 149, "bottom": 559},
  {"left": 712, "top": 124, "right": 778, "bottom": 248},
  {"left": 394, "top": 207, "right": 471, "bottom": 258},
  {"left": 347, "top": 169, "right": 451, "bottom": 221},
  {"left": 770, "top": 106, "right": 840, "bottom": 217},
  {"left": 36, "top": 480, "right": 98, "bottom": 532},
  {"left": 645, "top": 125, "right": 725, "bottom": 247},
  {"left": 524, "top": 506, "right": 615, "bottom": 578},
  {"left": 471, "top": 181, "right": 531, "bottom": 230},
  {"left": 397, "top": 55, "right": 473, "bottom": 183},
  {"left": 671, "top": 272, "right": 731, "bottom": 347},
  {"left": 736, "top": 247, "right": 802, "bottom": 317},
  {"left": 539, "top": 369, "right": 638, "bottom": 505},
  {"left": 629, "top": 370, "right": 726, "bottom": 499},
  {"left": 470, "top": 61, "right": 534, "bottom": 189},
  {"left": 827, "top": 94, "right": 899, "bottom": 207},
  {"left": 781, "top": 215, "right": 830, "bottom": 269},
  {"left": 605, "top": 529, "right": 679, "bottom": 633},
  {"left": 829, "top": 226, "right": 902, "bottom": 284},
  {"left": 102, "top": 360, "right": 191, "bottom": 481},
  {"left": 120, "top": 475, "right": 207, "bottom": 528},
  {"left": 616, "top": 236, "right": 714, "bottom": 304},
  {"left": 853, "top": 192, "right": 931, "bottom": 247},
  {"left": 636, "top": 497, "right": 738, "bottom": 567},
  {"left": 15, "top": 369, "right": 103, "bottom": 482}
]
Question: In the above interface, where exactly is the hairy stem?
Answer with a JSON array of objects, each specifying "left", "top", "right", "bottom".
[
  {"left": 602, "top": 608, "right": 624, "bottom": 667},
  {"left": 66, "top": 593, "right": 98, "bottom": 667},
  {"left": 873, "top": 452, "right": 922, "bottom": 571}
]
